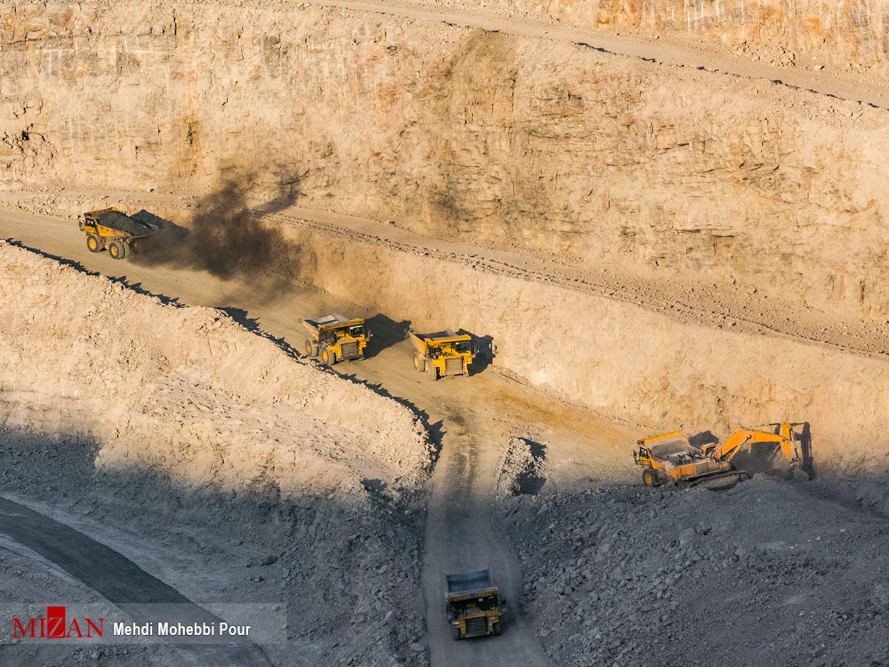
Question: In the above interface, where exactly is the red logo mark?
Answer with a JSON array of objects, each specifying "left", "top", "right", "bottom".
[{"left": 12, "top": 606, "right": 104, "bottom": 639}]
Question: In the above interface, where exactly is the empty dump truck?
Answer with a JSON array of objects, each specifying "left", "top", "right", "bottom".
[
  {"left": 410, "top": 330, "right": 473, "bottom": 381},
  {"left": 302, "top": 313, "right": 369, "bottom": 366},
  {"left": 446, "top": 570, "right": 502, "bottom": 640},
  {"left": 80, "top": 207, "right": 158, "bottom": 260}
]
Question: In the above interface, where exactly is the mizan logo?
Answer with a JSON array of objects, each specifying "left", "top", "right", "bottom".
[{"left": 12, "top": 606, "right": 104, "bottom": 639}]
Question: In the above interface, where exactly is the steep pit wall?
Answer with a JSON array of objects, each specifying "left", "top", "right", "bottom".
[
  {"left": 286, "top": 220, "right": 889, "bottom": 477},
  {"left": 423, "top": 0, "right": 889, "bottom": 64},
  {"left": 2, "top": 3, "right": 889, "bottom": 320}
]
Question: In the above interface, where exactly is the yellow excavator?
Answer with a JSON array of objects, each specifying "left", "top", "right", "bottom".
[{"left": 634, "top": 423, "right": 804, "bottom": 490}]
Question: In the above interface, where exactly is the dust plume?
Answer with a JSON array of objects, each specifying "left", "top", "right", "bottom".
[{"left": 132, "top": 176, "right": 300, "bottom": 284}]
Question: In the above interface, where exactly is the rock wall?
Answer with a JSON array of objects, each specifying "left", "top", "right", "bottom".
[
  {"left": 429, "top": 0, "right": 889, "bottom": 63},
  {"left": 2, "top": 2, "right": 888, "bottom": 320},
  {"left": 287, "top": 221, "right": 889, "bottom": 476}
]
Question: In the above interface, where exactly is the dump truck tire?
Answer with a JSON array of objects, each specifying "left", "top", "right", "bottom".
[
  {"left": 108, "top": 240, "right": 127, "bottom": 260},
  {"left": 451, "top": 627, "right": 461, "bottom": 641},
  {"left": 428, "top": 364, "right": 438, "bottom": 381},
  {"left": 414, "top": 355, "right": 426, "bottom": 372},
  {"left": 304, "top": 339, "right": 318, "bottom": 358},
  {"left": 321, "top": 346, "right": 336, "bottom": 366},
  {"left": 643, "top": 469, "right": 661, "bottom": 487},
  {"left": 86, "top": 234, "right": 103, "bottom": 253},
  {"left": 493, "top": 622, "right": 502, "bottom": 636}
]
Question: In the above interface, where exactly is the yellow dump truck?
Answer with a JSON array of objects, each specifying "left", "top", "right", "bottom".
[
  {"left": 446, "top": 570, "right": 503, "bottom": 640},
  {"left": 79, "top": 208, "right": 157, "bottom": 260},
  {"left": 410, "top": 330, "right": 473, "bottom": 381},
  {"left": 303, "top": 313, "right": 369, "bottom": 366},
  {"left": 634, "top": 423, "right": 803, "bottom": 490}
]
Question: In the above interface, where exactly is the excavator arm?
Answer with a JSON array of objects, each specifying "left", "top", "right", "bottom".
[{"left": 708, "top": 423, "right": 801, "bottom": 466}]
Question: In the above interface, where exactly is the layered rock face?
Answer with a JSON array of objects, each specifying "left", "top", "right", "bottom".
[
  {"left": 426, "top": 0, "right": 889, "bottom": 63},
  {"left": 1, "top": 2, "right": 887, "bottom": 319}
]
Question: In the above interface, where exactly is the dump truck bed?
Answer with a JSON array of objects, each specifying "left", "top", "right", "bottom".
[
  {"left": 410, "top": 329, "right": 471, "bottom": 354},
  {"left": 84, "top": 208, "right": 157, "bottom": 238},
  {"left": 303, "top": 313, "right": 364, "bottom": 335},
  {"left": 446, "top": 570, "right": 497, "bottom": 601}
]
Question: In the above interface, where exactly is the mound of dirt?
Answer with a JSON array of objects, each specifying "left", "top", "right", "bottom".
[
  {"left": 497, "top": 437, "right": 547, "bottom": 497},
  {"left": 497, "top": 478, "right": 889, "bottom": 667}
]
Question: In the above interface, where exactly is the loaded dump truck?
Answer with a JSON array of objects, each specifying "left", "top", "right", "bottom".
[
  {"left": 634, "top": 422, "right": 804, "bottom": 490},
  {"left": 303, "top": 313, "right": 369, "bottom": 366},
  {"left": 80, "top": 207, "right": 158, "bottom": 260},
  {"left": 410, "top": 330, "right": 474, "bottom": 381},
  {"left": 446, "top": 570, "right": 503, "bottom": 640}
]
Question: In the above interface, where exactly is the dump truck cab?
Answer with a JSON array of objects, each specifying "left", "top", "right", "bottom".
[
  {"left": 446, "top": 570, "right": 502, "bottom": 640},
  {"left": 303, "top": 313, "right": 369, "bottom": 366},
  {"left": 410, "top": 330, "right": 474, "bottom": 381},
  {"left": 79, "top": 207, "right": 158, "bottom": 260}
]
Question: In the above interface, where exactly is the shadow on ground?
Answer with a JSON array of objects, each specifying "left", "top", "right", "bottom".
[
  {"left": 364, "top": 314, "right": 411, "bottom": 359},
  {"left": 457, "top": 330, "right": 495, "bottom": 375},
  {"left": 0, "top": 424, "right": 427, "bottom": 667}
]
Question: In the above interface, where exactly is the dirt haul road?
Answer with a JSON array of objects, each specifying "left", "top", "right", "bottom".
[{"left": 0, "top": 208, "right": 634, "bottom": 666}]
